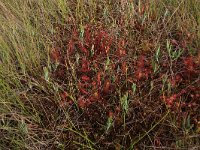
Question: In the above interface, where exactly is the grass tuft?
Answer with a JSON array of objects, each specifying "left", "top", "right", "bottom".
[{"left": 0, "top": 0, "right": 200, "bottom": 149}]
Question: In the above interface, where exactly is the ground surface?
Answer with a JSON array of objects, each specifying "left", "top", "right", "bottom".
[{"left": 0, "top": 0, "right": 200, "bottom": 149}]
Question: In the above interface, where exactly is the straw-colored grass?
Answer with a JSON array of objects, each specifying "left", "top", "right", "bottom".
[{"left": 0, "top": 0, "right": 199, "bottom": 149}]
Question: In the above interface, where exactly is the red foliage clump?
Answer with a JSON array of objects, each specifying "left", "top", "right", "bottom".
[{"left": 49, "top": 24, "right": 200, "bottom": 149}]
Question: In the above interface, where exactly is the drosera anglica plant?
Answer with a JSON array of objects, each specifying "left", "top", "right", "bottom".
[
  {"left": 1, "top": 0, "right": 200, "bottom": 149},
  {"left": 48, "top": 23, "right": 200, "bottom": 149}
]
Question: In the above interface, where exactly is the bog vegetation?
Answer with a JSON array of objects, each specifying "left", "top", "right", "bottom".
[{"left": 0, "top": 0, "right": 200, "bottom": 149}]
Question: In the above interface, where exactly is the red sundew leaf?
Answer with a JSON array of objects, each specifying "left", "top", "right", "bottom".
[
  {"left": 196, "top": 51, "right": 200, "bottom": 65},
  {"left": 100, "top": 30, "right": 107, "bottom": 37},
  {"left": 89, "top": 92, "right": 100, "bottom": 102},
  {"left": 81, "top": 75, "right": 90, "bottom": 81},
  {"left": 91, "top": 54, "right": 98, "bottom": 61},
  {"left": 135, "top": 68, "right": 151, "bottom": 80},
  {"left": 60, "top": 91, "right": 68, "bottom": 100},
  {"left": 121, "top": 49, "right": 126, "bottom": 56},
  {"left": 80, "top": 68, "right": 91, "bottom": 73},
  {"left": 195, "top": 94, "right": 200, "bottom": 98},
  {"left": 107, "top": 36, "right": 113, "bottom": 45},
  {"left": 50, "top": 48, "right": 61, "bottom": 62},
  {"left": 78, "top": 81, "right": 90, "bottom": 89},
  {"left": 78, "top": 99, "right": 86, "bottom": 108},
  {"left": 100, "top": 38, "right": 107, "bottom": 54},
  {"left": 154, "top": 138, "right": 161, "bottom": 147},
  {"left": 93, "top": 92, "right": 99, "bottom": 99},
  {"left": 80, "top": 58, "right": 91, "bottom": 72},
  {"left": 166, "top": 99, "right": 173, "bottom": 107},
  {"left": 160, "top": 95, "right": 167, "bottom": 102},
  {"left": 100, "top": 34, "right": 113, "bottom": 55},
  {"left": 72, "top": 27, "right": 78, "bottom": 38},
  {"left": 171, "top": 39, "right": 178, "bottom": 45},
  {"left": 101, "top": 40, "right": 107, "bottom": 54},
  {"left": 97, "top": 72, "right": 102, "bottom": 85},
  {"left": 170, "top": 79, "right": 176, "bottom": 87},
  {"left": 58, "top": 92, "right": 71, "bottom": 108},
  {"left": 169, "top": 94, "right": 177, "bottom": 101},
  {"left": 122, "top": 62, "right": 127, "bottom": 73},
  {"left": 170, "top": 74, "right": 182, "bottom": 87},
  {"left": 94, "top": 30, "right": 108, "bottom": 53},
  {"left": 181, "top": 40, "right": 187, "bottom": 49},
  {"left": 180, "top": 102, "right": 186, "bottom": 108},
  {"left": 78, "top": 42, "right": 89, "bottom": 55},
  {"left": 164, "top": 94, "right": 178, "bottom": 107},
  {"left": 111, "top": 63, "right": 116, "bottom": 70},
  {"left": 103, "top": 80, "right": 111, "bottom": 93},
  {"left": 78, "top": 81, "right": 84, "bottom": 87},
  {"left": 108, "top": 111, "right": 114, "bottom": 118},
  {"left": 95, "top": 32, "right": 103, "bottom": 46},
  {"left": 100, "top": 43, "right": 107, "bottom": 55},
  {"left": 59, "top": 99, "right": 68, "bottom": 108},
  {"left": 57, "top": 69, "right": 65, "bottom": 77},
  {"left": 105, "top": 37, "right": 113, "bottom": 54},
  {"left": 137, "top": 55, "right": 145, "bottom": 68},
  {"left": 67, "top": 40, "right": 74, "bottom": 55},
  {"left": 68, "top": 100, "right": 73, "bottom": 105},
  {"left": 190, "top": 94, "right": 195, "bottom": 98},
  {"left": 91, "top": 81, "right": 97, "bottom": 87},
  {"left": 175, "top": 74, "right": 182, "bottom": 82},
  {"left": 175, "top": 102, "right": 181, "bottom": 108},
  {"left": 93, "top": 62, "right": 99, "bottom": 69},
  {"left": 117, "top": 38, "right": 127, "bottom": 56},
  {"left": 84, "top": 26, "right": 91, "bottom": 45},
  {"left": 115, "top": 75, "right": 120, "bottom": 85},
  {"left": 162, "top": 62, "right": 168, "bottom": 67},
  {"left": 135, "top": 70, "right": 143, "bottom": 80},
  {"left": 88, "top": 96, "right": 95, "bottom": 102},
  {"left": 118, "top": 38, "right": 125, "bottom": 48},
  {"left": 188, "top": 85, "right": 197, "bottom": 91},
  {"left": 140, "top": 5, "right": 146, "bottom": 15},
  {"left": 79, "top": 88, "right": 89, "bottom": 95},
  {"left": 127, "top": 77, "right": 134, "bottom": 83},
  {"left": 116, "top": 48, "right": 126, "bottom": 56},
  {"left": 115, "top": 106, "right": 121, "bottom": 113},
  {"left": 184, "top": 56, "right": 195, "bottom": 71},
  {"left": 82, "top": 57, "right": 89, "bottom": 63},
  {"left": 179, "top": 89, "right": 187, "bottom": 95},
  {"left": 144, "top": 73, "right": 150, "bottom": 80}
]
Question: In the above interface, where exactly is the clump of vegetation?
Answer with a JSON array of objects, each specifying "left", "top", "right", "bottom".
[{"left": 0, "top": 0, "right": 200, "bottom": 149}]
